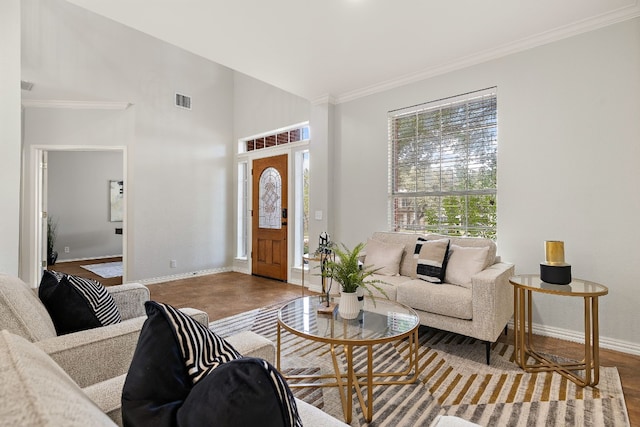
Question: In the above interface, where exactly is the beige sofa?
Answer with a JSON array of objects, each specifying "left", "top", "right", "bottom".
[
  {"left": 363, "top": 232, "right": 515, "bottom": 364},
  {"left": 0, "top": 273, "right": 346, "bottom": 426},
  {"left": 0, "top": 329, "right": 348, "bottom": 427}
]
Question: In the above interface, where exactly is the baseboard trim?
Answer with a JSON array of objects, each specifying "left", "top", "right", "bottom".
[
  {"left": 507, "top": 320, "right": 640, "bottom": 356},
  {"left": 56, "top": 254, "right": 123, "bottom": 263},
  {"left": 139, "top": 267, "right": 233, "bottom": 285},
  {"left": 232, "top": 266, "right": 251, "bottom": 275}
]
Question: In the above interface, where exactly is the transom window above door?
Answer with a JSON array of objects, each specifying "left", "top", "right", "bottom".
[{"left": 242, "top": 125, "right": 310, "bottom": 153}]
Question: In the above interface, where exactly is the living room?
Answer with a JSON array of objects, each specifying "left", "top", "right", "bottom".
[{"left": 2, "top": 0, "right": 640, "bottom": 426}]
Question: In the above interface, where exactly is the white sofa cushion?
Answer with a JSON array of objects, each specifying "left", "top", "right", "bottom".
[
  {"left": 0, "top": 273, "right": 57, "bottom": 342},
  {"left": 445, "top": 245, "right": 490, "bottom": 289},
  {"left": 397, "top": 280, "right": 473, "bottom": 320},
  {"left": 364, "top": 238, "right": 405, "bottom": 276},
  {"left": 0, "top": 330, "right": 116, "bottom": 426},
  {"left": 367, "top": 274, "right": 413, "bottom": 300},
  {"left": 371, "top": 232, "right": 420, "bottom": 278},
  {"left": 426, "top": 234, "right": 496, "bottom": 269}
]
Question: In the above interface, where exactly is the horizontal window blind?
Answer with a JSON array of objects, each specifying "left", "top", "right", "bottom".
[{"left": 388, "top": 88, "right": 497, "bottom": 238}]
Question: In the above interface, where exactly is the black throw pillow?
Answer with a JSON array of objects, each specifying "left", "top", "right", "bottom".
[
  {"left": 177, "top": 358, "right": 302, "bottom": 427},
  {"left": 122, "top": 301, "right": 302, "bottom": 427},
  {"left": 121, "top": 301, "right": 193, "bottom": 427},
  {"left": 38, "top": 270, "right": 121, "bottom": 335}
]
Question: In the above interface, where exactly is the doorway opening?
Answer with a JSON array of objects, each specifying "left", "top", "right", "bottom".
[{"left": 31, "top": 146, "right": 127, "bottom": 286}]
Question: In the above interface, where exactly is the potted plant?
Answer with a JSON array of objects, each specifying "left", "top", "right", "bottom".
[
  {"left": 320, "top": 242, "right": 389, "bottom": 319},
  {"left": 47, "top": 216, "right": 58, "bottom": 266}
]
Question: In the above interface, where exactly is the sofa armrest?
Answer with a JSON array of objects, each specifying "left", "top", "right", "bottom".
[
  {"left": 83, "top": 374, "right": 126, "bottom": 426},
  {"left": 470, "top": 262, "right": 515, "bottom": 342},
  {"left": 107, "top": 283, "right": 149, "bottom": 320},
  {"left": 226, "top": 331, "right": 276, "bottom": 364},
  {"left": 34, "top": 307, "right": 206, "bottom": 389},
  {"left": 35, "top": 316, "right": 146, "bottom": 388}
]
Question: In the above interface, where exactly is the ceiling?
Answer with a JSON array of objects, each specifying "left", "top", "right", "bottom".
[{"left": 65, "top": 0, "right": 639, "bottom": 103}]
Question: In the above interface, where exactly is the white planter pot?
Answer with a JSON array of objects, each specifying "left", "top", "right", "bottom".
[{"left": 338, "top": 291, "right": 360, "bottom": 319}]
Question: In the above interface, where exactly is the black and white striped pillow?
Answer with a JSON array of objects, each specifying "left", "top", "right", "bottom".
[
  {"left": 123, "top": 301, "right": 302, "bottom": 427},
  {"left": 39, "top": 271, "right": 121, "bottom": 335},
  {"left": 65, "top": 274, "right": 121, "bottom": 326},
  {"left": 414, "top": 237, "right": 450, "bottom": 283},
  {"left": 153, "top": 301, "right": 241, "bottom": 383}
]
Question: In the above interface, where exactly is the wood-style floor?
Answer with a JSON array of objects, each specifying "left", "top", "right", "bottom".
[
  {"left": 47, "top": 257, "right": 123, "bottom": 287},
  {"left": 49, "top": 262, "right": 640, "bottom": 426}
]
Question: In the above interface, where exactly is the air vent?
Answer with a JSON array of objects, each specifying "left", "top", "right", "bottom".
[
  {"left": 175, "top": 93, "right": 191, "bottom": 110},
  {"left": 21, "top": 80, "right": 34, "bottom": 91}
]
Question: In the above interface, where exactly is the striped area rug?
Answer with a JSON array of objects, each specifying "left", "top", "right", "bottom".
[{"left": 210, "top": 301, "right": 630, "bottom": 427}]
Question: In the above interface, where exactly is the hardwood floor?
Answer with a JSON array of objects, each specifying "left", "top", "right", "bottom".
[
  {"left": 147, "top": 272, "right": 308, "bottom": 320},
  {"left": 47, "top": 257, "right": 123, "bottom": 287}
]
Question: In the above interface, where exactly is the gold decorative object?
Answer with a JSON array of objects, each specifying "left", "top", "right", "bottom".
[
  {"left": 544, "top": 240, "right": 566, "bottom": 265},
  {"left": 540, "top": 240, "right": 572, "bottom": 284}
]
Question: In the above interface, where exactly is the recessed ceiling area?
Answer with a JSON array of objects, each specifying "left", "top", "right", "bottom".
[{"left": 65, "top": 0, "right": 639, "bottom": 103}]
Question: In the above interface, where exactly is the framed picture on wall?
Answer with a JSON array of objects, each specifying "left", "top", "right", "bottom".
[{"left": 110, "top": 180, "right": 124, "bottom": 222}]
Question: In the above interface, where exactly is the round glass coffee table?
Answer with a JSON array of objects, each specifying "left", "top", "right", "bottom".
[{"left": 277, "top": 296, "right": 420, "bottom": 423}]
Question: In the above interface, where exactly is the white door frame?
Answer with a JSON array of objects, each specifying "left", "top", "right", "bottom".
[{"left": 29, "top": 145, "right": 127, "bottom": 286}]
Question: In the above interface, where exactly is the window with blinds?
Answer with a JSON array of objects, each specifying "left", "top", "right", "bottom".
[{"left": 388, "top": 88, "right": 497, "bottom": 238}]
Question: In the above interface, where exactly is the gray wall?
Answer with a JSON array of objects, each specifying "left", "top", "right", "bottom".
[
  {"left": 333, "top": 18, "right": 640, "bottom": 350},
  {"left": 0, "top": 0, "right": 21, "bottom": 276},
  {"left": 48, "top": 151, "right": 123, "bottom": 261},
  {"left": 20, "top": 0, "right": 234, "bottom": 283}
]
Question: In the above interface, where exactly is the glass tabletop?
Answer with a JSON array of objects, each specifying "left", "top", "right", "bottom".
[
  {"left": 509, "top": 274, "right": 608, "bottom": 297},
  {"left": 278, "top": 296, "right": 419, "bottom": 345}
]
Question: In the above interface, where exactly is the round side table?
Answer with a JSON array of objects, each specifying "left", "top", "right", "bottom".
[{"left": 509, "top": 274, "right": 608, "bottom": 387}]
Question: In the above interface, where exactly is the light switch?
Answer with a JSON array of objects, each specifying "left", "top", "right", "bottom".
[{"left": 314, "top": 210, "right": 323, "bottom": 220}]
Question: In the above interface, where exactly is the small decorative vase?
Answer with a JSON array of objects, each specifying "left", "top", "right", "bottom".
[
  {"left": 47, "top": 251, "right": 58, "bottom": 266},
  {"left": 338, "top": 291, "right": 360, "bottom": 319}
]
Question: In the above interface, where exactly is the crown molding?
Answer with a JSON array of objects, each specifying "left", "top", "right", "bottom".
[
  {"left": 311, "top": 94, "right": 338, "bottom": 106},
  {"left": 335, "top": 3, "right": 640, "bottom": 104},
  {"left": 21, "top": 99, "right": 131, "bottom": 110}
]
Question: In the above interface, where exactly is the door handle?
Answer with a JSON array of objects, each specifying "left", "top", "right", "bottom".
[{"left": 282, "top": 208, "right": 287, "bottom": 219}]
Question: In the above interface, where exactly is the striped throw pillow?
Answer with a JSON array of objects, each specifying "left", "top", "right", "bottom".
[
  {"left": 122, "top": 301, "right": 302, "bottom": 427},
  {"left": 414, "top": 237, "right": 450, "bottom": 283},
  {"left": 39, "top": 271, "right": 121, "bottom": 335}
]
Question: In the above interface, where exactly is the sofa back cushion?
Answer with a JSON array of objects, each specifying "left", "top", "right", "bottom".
[
  {"left": 444, "top": 244, "right": 490, "bottom": 288},
  {"left": 0, "top": 273, "right": 57, "bottom": 342},
  {"left": 0, "top": 330, "right": 116, "bottom": 426},
  {"left": 371, "top": 232, "right": 420, "bottom": 278},
  {"left": 364, "top": 238, "right": 405, "bottom": 276},
  {"left": 370, "top": 232, "right": 497, "bottom": 280},
  {"left": 424, "top": 234, "right": 497, "bottom": 270}
]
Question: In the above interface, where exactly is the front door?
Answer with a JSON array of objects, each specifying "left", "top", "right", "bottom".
[{"left": 252, "top": 154, "right": 288, "bottom": 281}]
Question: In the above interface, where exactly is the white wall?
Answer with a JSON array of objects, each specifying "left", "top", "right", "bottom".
[
  {"left": 232, "top": 72, "right": 311, "bottom": 280},
  {"left": 233, "top": 73, "right": 310, "bottom": 140},
  {"left": 21, "top": 0, "right": 235, "bottom": 283},
  {"left": 0, "top": 0, "right": 21, "bottom": 275},
  {"left": 333, "top": 18, "right": 640, "bottom": 350},
  {"left": 47, "top": 150, "right": 123, "bottom": 261}
]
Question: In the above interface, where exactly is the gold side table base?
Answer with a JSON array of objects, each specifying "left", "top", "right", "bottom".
[{"left": 513, "top": 287, "right": 602, "bottom": 387}]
